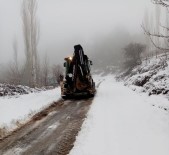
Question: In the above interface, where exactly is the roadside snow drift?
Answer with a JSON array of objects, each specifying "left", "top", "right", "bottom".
[
  {"left": 70, "top": 75, "right": 169, "bottom": 155},
  {"left": 0, "top": 83, "right": 44, "bottom": 97},
  {"left": 118, "top": 56, "right": 169, "bottom": 96},
  {"left": 0, "top": 88, "right": 60, "bottom": 137}
]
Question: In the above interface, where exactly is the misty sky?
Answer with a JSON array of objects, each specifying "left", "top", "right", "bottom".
[{"left": 0, "top": 0, "right": 153, "bottom": 66}]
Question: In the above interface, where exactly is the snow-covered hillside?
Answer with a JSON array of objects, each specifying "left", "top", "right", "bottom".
[
  {"left": 117, "top": 56, "right": 169, "bottom": 97},
  {"left": 70, "top": 75, "right": 169, "bottom": 155}
]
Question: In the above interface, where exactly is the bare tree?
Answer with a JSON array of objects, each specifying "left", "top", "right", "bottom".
[
  {"left": 22, "top": 0, "right": 40, "bottom": 87},
  {"left": 152, "top": 0, "right": 169, "bottom": 7},
  {"left": 143, "top": 10, "right": 156, "bottom": 62},
  {"left": 142, "top": 0, "right": 169, "bottom": 53},
  {"left": 123, "top": 43, "right": 146, "bottom": 69},
  {"left": 42, "top": 54, "right": 49, "bottom": 87},
  {"left": 52, "top": 65, "right": 64, "bottom": 85},
  {"left": 143, "top": 8, "right": 151, "bottom": 55},
  {"left": 7, "top": 38, "right": 21, "bottom": 85},
  {"left": 13, "top": 38, "right": 19, "bottom": 73},
  {"left": 155, "top": 4, "right": 161, "bottom": 48},
  {"left": 164, "top": 7, "right": 169, "bottom": 50}
]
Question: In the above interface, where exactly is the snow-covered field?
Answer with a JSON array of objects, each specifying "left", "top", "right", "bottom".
[
  {"left": 0, "top": 88, "right": 60, "bottom": 137},
  {"left": 70, "top": 75, "right": 169, "bottom": 155}
]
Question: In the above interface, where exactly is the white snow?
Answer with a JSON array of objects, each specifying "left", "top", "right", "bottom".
[
  {"left": 48, "top": 122, "right": 60, "bottom": 130},
  {"left": 0, "top": 88, "right": 60, "bottom": 133},
  {"left": 70, "top": 75, "right": 169, "bottom": 155},
  {"left": 123, "top": 56, "right": 169, "bottom": 96}
]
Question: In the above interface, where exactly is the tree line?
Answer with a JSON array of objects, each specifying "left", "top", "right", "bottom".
[
  {"left": 1, "top": 0, "right": 63, "bottom": 88},
  {"left": 123, "top": 0, "right": 169, "bottom": 70}
]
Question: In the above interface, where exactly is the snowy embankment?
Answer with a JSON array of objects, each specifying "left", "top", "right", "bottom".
[
  {"left": 117, "top": 56, "right": 169, "bottom": 97},
  {"left": 0, "top": 83, "right": 45, "bottom": 97},
  {"left": 0, "top": 88, "right": 60, "bottom": 138},
  {"left": 70, "top": 75, "right": 169, "bottom": 155}
]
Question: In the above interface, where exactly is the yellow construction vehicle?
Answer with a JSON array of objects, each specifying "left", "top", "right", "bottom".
[{"left": 61, "top": 45, "right": 96, "bottom": 99}]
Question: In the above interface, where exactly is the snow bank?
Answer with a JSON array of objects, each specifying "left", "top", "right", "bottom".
[
  {"left": 0, "top": 88, "right": 60, "bottom": 137},
  {"left": 117, "top": 56, "right": 169, "bottom": 97},
  {"left": 70, "top": 75, "right": 169, "bottom": 155},
  {"left": 0, "top": 83, "right": 46, "bottom": 97}
]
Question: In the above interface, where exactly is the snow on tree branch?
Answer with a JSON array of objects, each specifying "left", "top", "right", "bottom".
[
  {"left": 141, "top": 25, "right": 169, "bottom": 51},
  {"left": 141, "top": 24, "right": 169, "bottom": 38},
  {"left": 152, "top": 0, "right": 169, "bottom": 7}
]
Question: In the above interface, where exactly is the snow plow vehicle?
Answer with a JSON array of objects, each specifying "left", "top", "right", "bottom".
[{"left": 61, "top": 44, "right": 96, "bottom": 99}]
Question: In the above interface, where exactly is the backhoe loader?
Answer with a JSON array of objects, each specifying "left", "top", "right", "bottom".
[{"left": 61, "top": 45, "right": 95, "bottom": 99}]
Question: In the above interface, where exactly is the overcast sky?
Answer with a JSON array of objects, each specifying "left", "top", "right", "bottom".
[{"left": 0, "top": 0, "right": 153, "bottom": 65}]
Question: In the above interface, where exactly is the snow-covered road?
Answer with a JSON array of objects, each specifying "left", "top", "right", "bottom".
[{"left": 70, "top": 75, "right": 169, "bottom": 155}]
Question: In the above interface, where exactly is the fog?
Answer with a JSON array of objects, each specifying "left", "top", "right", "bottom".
[{"left": 0, "top": 0, "right": 153, "bottom": 68}]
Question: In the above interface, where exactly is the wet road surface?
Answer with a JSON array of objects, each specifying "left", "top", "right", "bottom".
[{"left": 0, "top": 98, "right": 93, "bottom": 155}]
